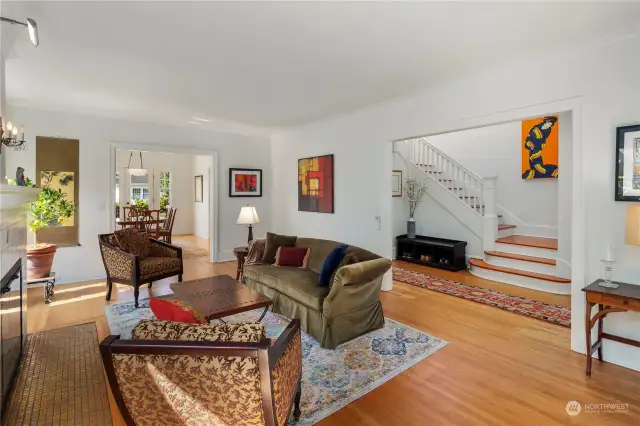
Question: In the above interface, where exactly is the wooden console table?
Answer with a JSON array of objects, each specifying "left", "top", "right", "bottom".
[{"left": 582, "top": 280, "right": 640, "bottom": 376}]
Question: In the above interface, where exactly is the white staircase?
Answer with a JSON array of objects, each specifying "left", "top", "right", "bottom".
[{"left": 395, "top": 137, "right": 570, "bottom": 295}]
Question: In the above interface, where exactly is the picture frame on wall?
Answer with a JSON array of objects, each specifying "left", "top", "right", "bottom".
[
  {"left": 229, "top": 168, "right": 263, "bottom": 197},
  {"left": 298, "top": 154, "right": 334, "bottom": 213},
  {"left": 392, "top": 170, "right": 403, "bottom": 197},
  {"left": 615, "top": 124, "right": 640, "bottom": 201},
  {"left": 194, "top": 175, "right": 203, "bottom": 203}
]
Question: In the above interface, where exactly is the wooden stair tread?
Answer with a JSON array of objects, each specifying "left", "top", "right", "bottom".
[
  {"left": 485, "top": 251, "right": 555, "bottom": 265},
  {"left": 469, "top": 259, "right": 570, "bottom": 283},
  {"left": 498, "top": 224, "right": 516, "bottom": 230},
  {"left": 495, "top": 235, "right": 558, "bottom": 250}
]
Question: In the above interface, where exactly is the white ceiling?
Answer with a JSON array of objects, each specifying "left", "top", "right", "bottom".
[{"left": 3, "top": 1, "right": 640, "bottom": 135}]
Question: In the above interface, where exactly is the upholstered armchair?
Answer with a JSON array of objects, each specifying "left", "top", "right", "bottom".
[
  {"left": 100, "top": 319, "right": 303, "bottom": 426},
  {"left": 99, "top": 232, "right": 183, "bottom": 308}
]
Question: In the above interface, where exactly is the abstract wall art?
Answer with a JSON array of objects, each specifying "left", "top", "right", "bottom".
[
  {"left": 298, "top": 154, "right": 334, "bottom": 213},
  {"left": 229, "top": 168, "right": 262, "bottom": 197},
  {"left": 521, "top": 115, "right": 559, "bottom": 179}
]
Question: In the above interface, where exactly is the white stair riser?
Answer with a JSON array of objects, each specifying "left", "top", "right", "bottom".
[
  {"left": 497, "top": 227, "right": 516, "bottom": 238},
  {"left": 495, "top": 242, "right": 557, "bottom": 259},
  {"left": 485, "top": 254, "right": 556, "bottom": 275},
  {"left": 469, "top": 265, "right": 571, "bottom": 295}
]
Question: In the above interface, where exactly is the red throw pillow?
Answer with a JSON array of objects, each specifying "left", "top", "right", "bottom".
[
  {"left": 149, "top": 298, "right": 207, "bottom": 324},
  {"left": 274, "top": 246, "right": 310, "bottom": 269}
]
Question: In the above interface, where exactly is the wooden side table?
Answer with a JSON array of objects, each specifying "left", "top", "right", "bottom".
[
  {"left": 233, "top": 246, "right": 249, "bottom": 281},
  {"left": 582, "top": 280, "right": 640, "bottom": 376}
]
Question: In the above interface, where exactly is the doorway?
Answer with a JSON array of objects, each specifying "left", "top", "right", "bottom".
[{"left": 110, "top": 144, "right": 218, "bottom": 263}]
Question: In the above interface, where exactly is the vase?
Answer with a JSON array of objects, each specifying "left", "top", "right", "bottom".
[
  {"left": 407, "top": 219, "right": 416, "bottom": 239},
  {"left": 27, "top": 243, "right": 57, "bottom": 279}
]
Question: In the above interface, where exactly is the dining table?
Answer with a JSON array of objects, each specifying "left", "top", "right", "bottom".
[{"left": 115, "top": 218, "right": 166, "bottom": 235}]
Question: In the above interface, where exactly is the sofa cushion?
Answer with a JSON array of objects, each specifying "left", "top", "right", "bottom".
[
  {"left": 244, "top": 264, "right": 329, "bottom": 310},
  {"left": 262, "top": 232, "right": 297, "bottom": 264},
  {"left": 132, "top": 319, "right": 266, "bottom": 342},
  {"left": 140, "top": 257, "right": 181, "bottom": 281},
  {"left": 295, "top": 238, "right": 342, "bottom": 273},
  {"left": 274, "top": 246, "right": 310, "bottom": 268},
  {"left": 318, "top": 244, "right": 347, "bottom": 286},
  {"left": 114, "top": 228, "right": 151, "bottom": 259},
  {"left": 149, "top": 298, "right": 207, "bottom": 324}
]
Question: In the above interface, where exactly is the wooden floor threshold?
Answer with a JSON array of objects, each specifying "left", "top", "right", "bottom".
[
  {"left": 495, "top": 235, "right": 558, "bottom": 250},
  {"left": 498, "top": 224, "right": 516, "bottom": 230},
  {"left": 469, "top": 259, "right": 570, "bottom": 283},
  {"left": 485, "top": 251, "right": 555, "bottom": 265}
]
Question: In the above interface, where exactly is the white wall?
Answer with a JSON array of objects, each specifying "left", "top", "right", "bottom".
[
  {"left": 428, "top": 121, "right": 559, "bottom": 228},
  {"left": 193, "top": 155, "right": 210, "bottom": 239},
  {"left": 5, "top": 106, "right": 272, "bottom": 283},
  {"left": 271, "top": 34, "right": 640, "bottom": 372},
  {"left": 115, "top": 149, "right": 195, "bottom": 235}
]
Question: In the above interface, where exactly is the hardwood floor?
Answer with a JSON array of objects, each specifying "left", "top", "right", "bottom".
[{"left": 26, "top": 252, "right": 640, "bottom": 425}]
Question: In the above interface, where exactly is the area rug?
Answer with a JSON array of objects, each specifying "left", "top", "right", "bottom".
[
  {"left": 3, "top": 322, "right": 112, "bottom": 425},
  {"left": 105, "top": 298, "right": 447, "bottom": 425},
  {"left": 393, "top": 266, "right": 571, "bottom": 327}
]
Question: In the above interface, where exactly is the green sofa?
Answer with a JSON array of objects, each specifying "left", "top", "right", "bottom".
[{"left": 243, "top": 237, "right": 392, "bottom": 349}]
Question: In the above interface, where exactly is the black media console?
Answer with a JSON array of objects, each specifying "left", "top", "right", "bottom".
[{"left": 396, "top": 234, "right": 467, "bottom": 272}]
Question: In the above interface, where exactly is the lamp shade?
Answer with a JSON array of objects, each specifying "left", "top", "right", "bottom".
[
  {"left": 625, "top": 205, "right": 640, "bottom": 246},
  {"left": 237, "top": 206, "right": 260, "bottom": 225}
]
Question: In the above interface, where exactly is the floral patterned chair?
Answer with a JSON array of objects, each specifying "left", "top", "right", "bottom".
[
  {"left": 99, "top": 229, "right": 183, "bottom": 308},
  {"left": 100, "top": 319, "right": 303, "bottom": 426}
]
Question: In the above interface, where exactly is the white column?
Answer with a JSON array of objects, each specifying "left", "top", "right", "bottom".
[{"left": 481, "top": 176, "right": 499, "bottom": 252}]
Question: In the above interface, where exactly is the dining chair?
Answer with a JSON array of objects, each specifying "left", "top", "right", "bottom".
[
  {"left": 140, "top": 209, "right": 161, "bottom": 238},
  {"left": 158, "top": 207, "right": 177, "bottom": 243},
  {"left": 120, "top": 206, "right": 142, "bottom": 229}
]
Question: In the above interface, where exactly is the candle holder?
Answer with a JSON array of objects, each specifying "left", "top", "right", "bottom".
[{"left": 599, "top": 259, "right": 619, "bottom": 288}]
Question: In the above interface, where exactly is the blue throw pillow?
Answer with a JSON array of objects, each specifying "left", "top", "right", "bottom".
[{"left": 318, "top": 244, "right": 348, "bottom": 286}]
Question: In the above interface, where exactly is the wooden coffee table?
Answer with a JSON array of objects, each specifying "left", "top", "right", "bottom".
[{"left": 170, "top": 275, "right": 272, "bottom": 322}]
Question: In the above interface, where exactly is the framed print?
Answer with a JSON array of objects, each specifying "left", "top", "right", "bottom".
[
  {"left": 194, "top": 175, "right": 203, "bottom": 202},
  {"left": 298, "top": 154, "right": 334, "bottom": 213},
  {"left": 521, "top": 115, "right": 559, "bottom": 179},
  {"left": 392, "top": 170, "right": 403, "bottom": 197},
  {"left": 229, "top": 168, "right": 262, "bottom": 197},
  {"left": 616, "top": 124, "right": 640, "bottom": 201}
]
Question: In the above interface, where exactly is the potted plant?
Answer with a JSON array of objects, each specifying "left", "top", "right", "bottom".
[
  {"left": 24, "top": 176, "right": 77, "bottom": 278},
  {"left": 404, "top": 177, "right": 429, "bottom": 239}
]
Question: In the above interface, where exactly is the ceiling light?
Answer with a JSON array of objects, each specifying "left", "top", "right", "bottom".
[
  {"left": 0, "top": 16, "right": 39, "bottom": 47},
  {"left": 127, "top": 152, "right": 147, "bottom": 176},
  {"left": 191, "top": 118, "right": 211, "bottom": 122}
]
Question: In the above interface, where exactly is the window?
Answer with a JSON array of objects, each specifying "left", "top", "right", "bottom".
[
  {"left": 132, "top": 187, "right": 142, "bottom": 200},
  {"left": 160, "top": 171, "right": 171, "bottom": 214}
]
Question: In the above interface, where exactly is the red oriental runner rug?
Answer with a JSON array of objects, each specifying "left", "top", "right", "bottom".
[{"left": 392, "top": 267, "right": 571, "bottom": 328}]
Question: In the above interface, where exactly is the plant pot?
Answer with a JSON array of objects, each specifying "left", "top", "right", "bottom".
[
  {"left": 407, "top": 219, "right": 416, "bottom": 239},
  {"left": 27, "top": 243, "right": 57, "bottom": 279}
]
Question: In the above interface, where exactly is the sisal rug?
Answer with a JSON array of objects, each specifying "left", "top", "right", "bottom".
[
  {"left": 105, "top": 298, "right": 447, "bottom": 425},
  {"left": 393, "top": 266, "right": 571, "bottom": 327},
  {"left": 2, "top": 323, "right": 112, "bottom": 425}
]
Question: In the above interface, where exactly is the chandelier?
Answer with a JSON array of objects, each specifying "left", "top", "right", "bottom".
[
  {"left": 1, "top": 117, "right": 27, "bottom": 151},
  {"left": 127, "top": 152, "right": 147, "bottom": 176}
]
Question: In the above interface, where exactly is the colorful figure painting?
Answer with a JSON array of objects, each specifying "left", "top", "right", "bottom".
[
  {"left": 298, "top": 154, "right": 334, "bottom": 213},
  {"left": 521, "top": 115, "right": 559, "bottom": 179}
]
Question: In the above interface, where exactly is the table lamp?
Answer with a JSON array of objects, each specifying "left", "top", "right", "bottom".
[{"left": 237, "top": 205, "right": 260, "bottom": 244}]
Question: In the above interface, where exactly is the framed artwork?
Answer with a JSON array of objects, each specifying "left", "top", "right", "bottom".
[
  {"left": 229, "top": 168, "right": 262, "bottom": 197},
  {"left": 521, "top": 115, "right": 559, "bottom": 179},
  {"left": 194, "top": 175, "right": 203, "bottom": 202},
  {"left": 392, "top": 170, "right": 403, "bottom": 197},
  {"left": 36, "top": 137, "right": 79, "bottom": 246},
  {"left": 615, "top": 124, "right": 640, "bottom": 201},
  {"left": 298, "top": 154, "right": 334, "bottom": 213}
]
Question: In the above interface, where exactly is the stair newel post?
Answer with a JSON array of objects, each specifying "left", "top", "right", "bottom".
[{"left": 481, "top": 176, "right": 499, "bottom": 252}]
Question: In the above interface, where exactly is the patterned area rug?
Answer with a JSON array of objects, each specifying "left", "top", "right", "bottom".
[
  {"left": 3, "top": 323, "right": 112, "bottom": 425},
  {"left": 393, "top": 266, "right": 571, "bottom": 327},
  {"left": 105, "top": 298, "right": 447, "bottom": 425}
]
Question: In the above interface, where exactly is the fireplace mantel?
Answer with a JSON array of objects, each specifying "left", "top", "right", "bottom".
[{"left": 0, "top": 184, "right": 41, "bottom": 210}]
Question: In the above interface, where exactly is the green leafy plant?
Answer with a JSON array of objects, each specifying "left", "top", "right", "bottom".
[
  {"left": 132, "top": 199, "right": 149, "bottom": 210},
  {"left": 24, "top": 177, "right": 77, "bottom": 247}
]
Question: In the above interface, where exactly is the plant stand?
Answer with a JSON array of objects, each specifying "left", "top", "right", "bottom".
[{"left": 27, "top": 272, "right": 56, "bottom": 304}]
